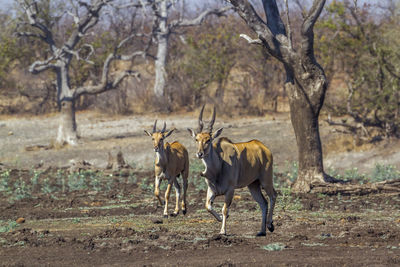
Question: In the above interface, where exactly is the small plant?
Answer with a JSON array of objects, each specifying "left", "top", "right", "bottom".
[
  {"left": 189, "top": 160, "right": 208, "bottom": 192},
  {"left": 71, "top": 218, "right": 81, "bottom": 224},
  {"left": 13, "top": 179, "right": 31, "bottom": 200},
  {"left": 56, "top": 169, "right": 66, "bottom": 193},
  {"left": 127, "top": 173, "right": 137, "bottom": 184},
  {"left": 89, "top": 173, "right": 102, "bottom": 192},
  {"left": 140, "top": 177, "right": 153, "bottom": 191},
  {"left": 284, "top": 161, "right": 298, "bottom": 183},
  {"left": 0, "top": 170, "right": 11, "bottom": 193},
  {"left": 41, "top": 177, "right": 53, "bottom": 194},
  {"left": 31, "top": 170, "right": 42, "bottom": 192},
  {"left": 273, "top": 162, "right": 299, "bottom": 188},
  {"left": 371, "top": 164, "right": 399, "bottom": 182},
  {"left": 104, "top": 175, "right": 115, "bottom": 191},
  {"left": 277, "top": 187, "right": 303, "bottom": 211},
  {"left": 0, "top": 220, "right": 19, "bottom": 233},
  {"left": 261, "top": 242, "right": 286, "bottom": 251},
  {"left": 343, "top": 168, "right": 366, "bottom": 183},
  {"left": 68, "top": 171, "right": 88, "bottom": 191}
]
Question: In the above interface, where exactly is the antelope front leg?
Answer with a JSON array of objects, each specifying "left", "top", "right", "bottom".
[
  {"left": 163, "top": 181, "right": 173, "bottom": 218},
  {"left": 154, "top": 176, "right": 163, "bottom": 206},
  {"left": 205, "top": 187, "right": 222, "bottom": 222},
  {"left": 220, "top": 190, "right": 234, "bottom": 235},
  {"left": 171, "top": 179, "right": 181, "bottom": 216}
]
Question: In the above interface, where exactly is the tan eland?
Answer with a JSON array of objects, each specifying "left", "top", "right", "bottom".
[{"left": 145, "top": 120, "right": 189, "bottom": 217}]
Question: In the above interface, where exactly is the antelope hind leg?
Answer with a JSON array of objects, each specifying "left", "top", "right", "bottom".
[
  {"left": 181, "top": 172, "right": 188, "bottom": 215},
  {"left": 248, "top": 181, "right": 268, "bottom": 236},
  {"left": 260, "top": 169, "right": 277, "bottom": 233},
  {"left": 265, "top": 187, "right": 277, "bottom": 232},
  {"left": 171, "top": 179, "right": 181, "bottom": 217}
]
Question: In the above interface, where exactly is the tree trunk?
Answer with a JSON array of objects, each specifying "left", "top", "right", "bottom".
[
  {"left": 56, "top": 99, "right": 78, "bottom": 146},
  {"left": 154, "top": 37, "right": 168, "bottom": 98},
  {"left": 284, "top": 61, "right": 332, "bottom": 192},
  {"left": 153, "top": 0, "right": 168, "bottom": 99},
  {"left": 286, "top": 82, "right": 325, "bottom": 192}
]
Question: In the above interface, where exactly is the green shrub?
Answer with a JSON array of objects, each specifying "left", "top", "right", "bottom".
[
  {"left": 68, "top": 171, "right": 88, "bottom": 191},
  {"left": 261, "top": 242, "right": 286, "bottom": 251},
  {"left": 0, "top": 220, "right": 19, "bottom": 233},
  {"left": 371, "top": 164, "right": 400, "bottom": 182}
]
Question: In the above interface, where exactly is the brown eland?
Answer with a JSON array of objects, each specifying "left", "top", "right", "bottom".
[{"left": 187, "top": 105, "right": 277, "bottom": 236}]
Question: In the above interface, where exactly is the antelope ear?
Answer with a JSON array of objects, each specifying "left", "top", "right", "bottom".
[
  {"left": 164, "top": 128, "right": 175, "bottom": 138},
  {"left": 212, "top": 128, "right": 223, "bottom": 139},
  {"left": 187, "top": 128, "right": 196, "bottom": 138},
  {"left": 144, "top": 130, "right": 152, "bottom": 136}
]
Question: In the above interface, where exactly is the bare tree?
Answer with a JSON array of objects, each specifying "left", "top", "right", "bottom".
[
  {"left": 149, "top": 0, "right": 231, "bottom": 99},
  {"left": 17, "top": 0, "right": 145, "bottom": 145},
  {"left": 228, "top": 0, "right": 340, "bottom": 192}
]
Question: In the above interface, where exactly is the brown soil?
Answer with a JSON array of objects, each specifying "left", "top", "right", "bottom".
[{"left": 0, "top": 167, "right": 399, "bottom": 266}]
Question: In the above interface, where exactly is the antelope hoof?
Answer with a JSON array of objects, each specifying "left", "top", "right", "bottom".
[
  {"left": 183, "top": 209, "right": 187, "bottom": 215},
  {"left": 219, "top": 230, "right": 227, "bottom": 235},
  {"left": 267, "top": 222, "right": 274, "bottom": 233},
  {"left": 170, "top": 212, "right": 179, "bottom": 217},
  {"left": 256, "top": 231, "right": 266, "bottom": 237},
  {"left": 163, "top": 214, "right": 168, "bottom": 219}
]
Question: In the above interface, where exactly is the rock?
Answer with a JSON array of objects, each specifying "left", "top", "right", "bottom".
[{"left": 16, "top": 217, "right": 25, "bottom": 224}]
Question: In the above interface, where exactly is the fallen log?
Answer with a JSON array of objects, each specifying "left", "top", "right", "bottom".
[{"left": 310, "top": 179, "right": 400, "bottom": 195}]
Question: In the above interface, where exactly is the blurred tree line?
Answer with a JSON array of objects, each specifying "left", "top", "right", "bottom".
[{"left": 0, "top": 0, "right": 399, "bottom": 139}]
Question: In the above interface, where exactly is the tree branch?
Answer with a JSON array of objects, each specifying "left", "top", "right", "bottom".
[
  {"left": 65, "top": 0, "right": 111, "bottom": 50},
  {"left": 61, "top": 44, "right": 95, "bottom": 65},
  {"left": 15, "top": 31, "right": 44, "bottom": 40},
  {"left": 170, "top": 6, "right": 232, "bottom": 29},
  {"left": 302, "top": 0, "right": 326, "bottom": 36},
  {"left": 300, "top": 0, "right": 326, "bottom": 57},
  {"left": 261, "top": 0, "right": 286, "bottom": 36},
  {"left": 73, "top": 35, "right": 145, "bottom": 97},
  {"left": 228, "top": 0, "right": 287, "bottom": 59},
  {"left": 284, "top": 0, "right": 292, "bottom": 49},
  {"left": 29, "top": 57, "right": 58, "bottom": 74},
  {"left": 239, "top": 34, "right": 262, "bottom": 44},
  {"left": 294, "top": 0, "right": 307, "bottom": 18},
  {"left": 18, "top": 0, "right": 57, "bottom": 53}
]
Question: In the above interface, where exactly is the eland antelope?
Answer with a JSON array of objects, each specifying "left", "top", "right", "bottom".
[
  {"left": 187, "top": 105, "right": 277, "bottom": 236},
  {"left": 145, "top": 120, "right": 189, "bottom": 217}
]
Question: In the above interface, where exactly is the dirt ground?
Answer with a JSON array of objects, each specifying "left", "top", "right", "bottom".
[
  {"left": 0, "top": 168, "right": 399, "bottom": 266},
  {"left": 1, "top": 111, "right": 400, "bottom": 266}
]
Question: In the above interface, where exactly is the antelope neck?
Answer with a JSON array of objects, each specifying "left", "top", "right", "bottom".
[
  {"left": 155, "top": 144, "right": 168, "bottom": 167},
  {"left": 202, "top": 145, "right": 221, "bottom": 180}
]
